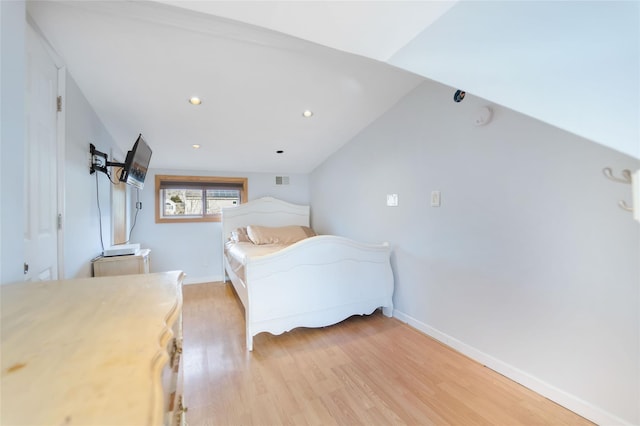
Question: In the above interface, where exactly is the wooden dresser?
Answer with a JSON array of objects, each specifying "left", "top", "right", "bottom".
[{"left": 0, "top": 271, "right": 186, "bottom": 425}]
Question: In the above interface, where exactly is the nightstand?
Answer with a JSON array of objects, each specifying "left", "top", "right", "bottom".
[{"left": 92, "top": 249, "right": 151, "bottom": 277}]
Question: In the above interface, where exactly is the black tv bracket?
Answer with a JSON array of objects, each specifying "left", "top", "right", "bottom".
[{"left": 89, "top": 143, "right": 125, "bottom": 176}]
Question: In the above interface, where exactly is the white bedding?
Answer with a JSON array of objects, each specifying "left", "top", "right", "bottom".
[
  {"left": 225, "top": 241, "right": 289, "bottom": 264},
  {"left": 225, "top": 241, "right": 289, "bottom": 282}
]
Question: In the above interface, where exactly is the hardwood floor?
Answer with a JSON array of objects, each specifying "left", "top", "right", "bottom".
[{"left": 182, "top": 282, "right": 593, "bottom": 426}]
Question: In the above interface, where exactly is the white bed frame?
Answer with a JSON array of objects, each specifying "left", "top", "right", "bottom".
[{"left": 221, "top": 197, "right": 394, "bottom": 351}]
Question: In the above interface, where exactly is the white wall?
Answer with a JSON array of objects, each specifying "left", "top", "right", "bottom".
[
  {"left": 131, "top": 168, "right": 309, "bottom": 283},
  {"left": 0, "top": 0, "right": 26, "bottom": 284},
  {"left": 310, "top": 80, "right": 640, "bottom": 425},
  {"left": 63, "top": 74, "right": 118, "bottom": 278}
]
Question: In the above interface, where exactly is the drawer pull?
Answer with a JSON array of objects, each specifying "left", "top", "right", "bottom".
[
  {"left": 170, "top": 338, "right": 183, "bottom": 369},
  {"left": 176, "top": 396, "right": 188, "bottom": 425}
]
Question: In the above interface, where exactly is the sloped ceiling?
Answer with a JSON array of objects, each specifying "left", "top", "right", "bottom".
[
  {"left": 27, "top": 1, "right": 425, "bottom": 173},
  {"left": 389, "top": 0, "right": 639, "bottom": 160},
  {"left": 158, "top": 0, "right": 458, "bottom": 62},
  {"left": 168, "top": 0, "right": 640, "bottom": 160},
  {"left": 27, "top": 0, "right": 639, "bottom": 176}
]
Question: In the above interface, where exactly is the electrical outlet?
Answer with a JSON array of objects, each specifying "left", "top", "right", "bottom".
[
  {"left": 431, "top": 191, "right": 441, "bottom": 207},
  {"left": 386, "top": 194, "right": 398, "bottom": 207}
]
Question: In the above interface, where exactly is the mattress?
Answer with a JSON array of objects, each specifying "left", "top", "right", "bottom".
[{"left": 224, "top": 241, "right": 288, "bottom": 283}]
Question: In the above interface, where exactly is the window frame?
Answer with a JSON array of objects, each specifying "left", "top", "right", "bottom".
[{"left": 155, "top": 175, "right": 248, "bottom": 223}]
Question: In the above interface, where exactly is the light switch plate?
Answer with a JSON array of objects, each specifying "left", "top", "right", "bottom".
[
  {"left": 431, "top": 191, "right": 441, "bottom": 207},
  {"left": 386, "top": 194, "right": 398, "bottom": 207}
]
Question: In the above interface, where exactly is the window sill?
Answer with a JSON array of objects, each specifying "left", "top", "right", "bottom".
[{"left": 156, "top": 216, "right": 221, "bottom": 224}]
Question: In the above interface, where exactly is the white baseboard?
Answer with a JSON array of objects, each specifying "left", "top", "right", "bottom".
[
  {"left": 392, "top": 309, "right": 632, "bottom": 426},
  {"left": 183, "top": 274, "right": 224, "bottom": 285}
]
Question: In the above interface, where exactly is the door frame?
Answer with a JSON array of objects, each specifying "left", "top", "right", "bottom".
[
  {"left": 27, "top": 17, "right": 66, "bottom": 279},
  {"left": 56, "top": 67, "right": 66, "bottom": 279}
]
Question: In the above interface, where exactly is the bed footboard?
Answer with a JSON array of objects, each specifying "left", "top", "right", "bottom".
[{"left": 243, "top": 235, "right": 394, "bottom": 351}]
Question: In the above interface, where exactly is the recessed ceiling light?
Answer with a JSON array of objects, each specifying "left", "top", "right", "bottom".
[
  {"left": 192, "top": 144, "right": 201, "bottom": 149},
  {"left": 302, "top": 110, "right": 313, "bottom": 118},
  {"left": 189, "top": 97, "right": 202, "bottom": 105}
]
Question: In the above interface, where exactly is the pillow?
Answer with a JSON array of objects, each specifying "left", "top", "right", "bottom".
[
  {"left": 230, "top": 227, "right": 251, "bottom": 243},
  {"left": 301, "top": 226, "right": 316, "bottom": 239},
  {"left": 246, "top": 225, "right": 316, "bottom": 245}
]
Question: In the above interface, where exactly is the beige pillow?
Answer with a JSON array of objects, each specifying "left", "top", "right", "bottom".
[
  {"left": 301, "top": 226, "right": 316, "bottom": 239},
  {"left": 230, "top": 227, "right": 251, "bottom": 243},
  {"left": 246, "top": 225, "right": 316, "bottom": 245}
]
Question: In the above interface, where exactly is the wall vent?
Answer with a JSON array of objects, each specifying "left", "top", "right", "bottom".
[{"left": 275, "top": 176, "right": 290, "bottom": 185}]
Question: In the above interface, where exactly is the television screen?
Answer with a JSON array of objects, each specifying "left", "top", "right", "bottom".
[{"left": 121, "top": 134, "right": 152, "bottom": 189}]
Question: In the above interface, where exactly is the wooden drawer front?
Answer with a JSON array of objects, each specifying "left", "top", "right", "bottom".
[
  {"left": 92, "top": 250, "right": 150, "bottom": 277},
  {"left": 96, "top": 257, "right": 138, "bottom": 276}
]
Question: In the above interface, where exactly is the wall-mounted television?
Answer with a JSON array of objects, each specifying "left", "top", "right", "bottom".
[
  {"left": 89, "top": 133, "right": 152, "bottom": 190},
  {"left": 120, "top": 134, "right": 152, "bottom": 189}
]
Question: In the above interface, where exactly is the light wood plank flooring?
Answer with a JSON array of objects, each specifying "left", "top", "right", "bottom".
[{"left": 182, "top": 282, "right": 593, "bottom": 425}]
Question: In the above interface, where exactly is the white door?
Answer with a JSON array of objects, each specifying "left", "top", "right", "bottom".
[{"left": 24, "top": 25, "right": 59, "bottom": 281}]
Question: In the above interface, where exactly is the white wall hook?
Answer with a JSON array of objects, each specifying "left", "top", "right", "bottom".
[
  {"left": 602, "top": 167, "right": 631, "bottom": 183},
  {"left": 603, "top": 167, "right": 640, "bottom": 222}
]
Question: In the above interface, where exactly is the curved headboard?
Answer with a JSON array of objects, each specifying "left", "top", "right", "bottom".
[{"left": 221, "top": 197, "right": 310, "bottom": 241}]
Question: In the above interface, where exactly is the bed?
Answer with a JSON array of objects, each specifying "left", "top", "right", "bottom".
[{"left": 221, "top": 197, "right": 394, "bottom": 351}]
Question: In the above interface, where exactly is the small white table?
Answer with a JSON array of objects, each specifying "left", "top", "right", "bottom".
[{"left": 92, "top": 248, "right": 151, "bottom": 276}]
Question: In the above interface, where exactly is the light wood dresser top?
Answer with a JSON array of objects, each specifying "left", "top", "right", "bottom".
[{"left": 1, "top": 271, "right": 184, "bottom": 425}]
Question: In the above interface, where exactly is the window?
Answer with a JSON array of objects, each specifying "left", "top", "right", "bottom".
[{"left": 155, "top": 175, "right": 247, "bottom": 223}]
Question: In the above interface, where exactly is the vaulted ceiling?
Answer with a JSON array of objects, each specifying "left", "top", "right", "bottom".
[{"left": 27, "top": 1, "right": 639, "bottom": 174}]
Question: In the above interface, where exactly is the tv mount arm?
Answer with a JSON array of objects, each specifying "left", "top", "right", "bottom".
[{"left": 89, "top": 143, "right": 125, "bottom": 177}]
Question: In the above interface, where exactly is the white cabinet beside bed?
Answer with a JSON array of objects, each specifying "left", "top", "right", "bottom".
[{"left": 221, "top": 197, "right": 394, "bottom": 351}]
